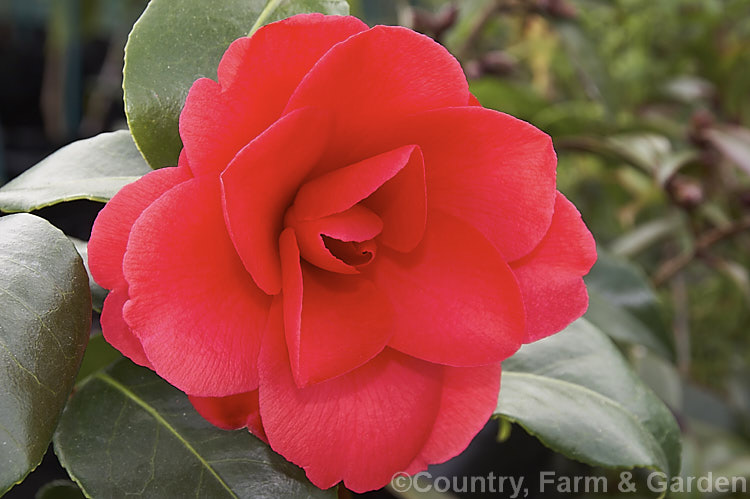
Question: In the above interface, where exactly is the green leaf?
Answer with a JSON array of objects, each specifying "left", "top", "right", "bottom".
[
  {"left": 703, "top": 125, "right": 750, "bottom": 177},
  {"left": 0, "top": 131, "right": 151, "bottom": 213},
  {"left": 609, "top": 214, "right": 684, "bottom": 258},
  {"left": 73, "top": 333, "right": 121, "bottom": 386},
  {"left": 123, "top": 0, "right": 350, "bottom": 169},
  {"left": 54, "top": 359, "right": 336, "bottom": 499},
  {"left": 496, "top": 319, "right": 681, "bottom": 478},
  {"left": 584, "top": 251, "right": 674, "bottom": 358},
  {"left": 606, "top": 133, "right": 672, "bottom": 175},
  {"left": 468, "top": 78, "right": 548, "bottom": 121},
  {"left": 554, "top": 21, "right": 616, "bottom": 114},
  {"left": 0, "top": 214, "right": 91, "bottom": 495},
  {"left": 36, "top": 480, "right": 86, "bottom": 499},
  {"left": 70, "top": 238, "right": 108, "bottom": 313}
]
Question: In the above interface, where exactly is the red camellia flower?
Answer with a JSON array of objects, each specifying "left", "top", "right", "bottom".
[{"left": 89, "top": 14, "right": 596, "bottom": 492}]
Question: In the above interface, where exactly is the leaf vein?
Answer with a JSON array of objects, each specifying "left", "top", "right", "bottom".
[{"left": 94, "top": 373, "right": 238, "bottom": 499}]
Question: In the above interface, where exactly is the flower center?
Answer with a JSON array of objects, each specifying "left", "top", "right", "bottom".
[
  {"left": 283, "top": 203, "right": 383, "bottom": 274},
  {"left": 322, "top": 236, "right": 376, "bottom": 267}
]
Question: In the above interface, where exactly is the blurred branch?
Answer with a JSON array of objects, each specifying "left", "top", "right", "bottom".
[
  {"left": 41, "top": 0, "right": 82, "bottom": 142},
  {"left": 456, "top": 0, "right": 504, "bottom": 60},
  {"left": 671, "top": 274, "right": 691, "bottom": 377},
  {"left": 401, "top": 3, "right": 458, "bottom": 43},
  {"left": 654, "top": 216, "right": 750, "bottom": 286},
  {"left": 79, "top": 32, "right": 127, "bottom": 136}
]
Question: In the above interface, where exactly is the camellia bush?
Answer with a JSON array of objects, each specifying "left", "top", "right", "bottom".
[{"left": 0, "top": 0, "right": 696, "bottom": 497}]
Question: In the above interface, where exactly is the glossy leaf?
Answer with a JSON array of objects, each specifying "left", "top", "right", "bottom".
[
  {"left": 0, "top": 131, "right": 151, "bottom": 213},
  {"left": 54, "top": 359, "right": 336, "bottom": 499},
  {"left": 496, "top": 319, "right": 681, "bottom": 477},
  {"left": 123, "top": 0, "right": 350, "bottom": 168},
  {"left": 584, "top": 251, "right": 674, "bottom": 358},
  {"left": 585, "top": 292, "right": 672, "bottom": 359},
  {"left": 0, "top": 214, "right": 91, "bottom": 495}
]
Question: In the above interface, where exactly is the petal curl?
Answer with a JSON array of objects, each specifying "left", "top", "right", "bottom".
[
  {"left": 221, "top": 107, "right": 332, "bottom": 295},
  {"left": 368, "top": 212, "right": 525, "bottom": 366},
  {"left": 406, "top": 363, "right": 502, "bottom": 473},
  {"left": 99, "top": 287, "right": 151, "bottom": 368},
  {"left": 189, "top": 390, "right": 266, "bottom": 441},
  {"left": 88, "top": 166, "right": 191, "bottom": 290},
  {"left": 511, "top": 192, "right": 596, "bottom": 342},
  {"left": 289, "top": 145, "right": 426, "bottom": 252},
  {"left": 259, "top": 305, "right": 442, "bottom": 492},
  {"left": 279, "top": 231, "right": 393, "bottom": 387},
  {"left": 180, "top": 14, "right": 367, "bottom": 176},
  {"left": 291, "top": 205, "right": 383, "bottom": 274},
  {"left": 123, "top": 177, "right": 271, "bottom": 396},
  {"left": 284, "top": 25, "right": 469, "bottom": 171}
]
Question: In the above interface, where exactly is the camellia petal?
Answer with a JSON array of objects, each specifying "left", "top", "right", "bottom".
[
  {"left": 406, "top": 363, "right": 502, "bottom": 473},
  {"left": 362, "top": 148, "right": 427, "bottom": 252},
  {"left": 88, "top": 166, "right": 191, "bottom": 290},
  {"left": 511, "top": 192, "right": 597, "bottom": 342},
  {"left": 284, "top": 25, "right": 470, "bottom": 171},
  {"left": 368, "top": 211, "right": 525, "bottom": 367},
  {"left": 180, "top": 14, "right": 367, "bottom": 175},
  {"left": 178, "top": 78, "right": 227, "bottom": 177},
  {"left": 290, "top": 145, "right": 427, "bottom": 253},
  {"left": 259, "top": 305, "right": 442, "bottom": 492},
  {"left": 123, "top": 177, "right": 271, "bottom": 397},
  {"left": 100, "top": 287, "right": 152, "bottom": 368},
  {"left": 366, "top": 106, "right": 558, "bottom": 262},
  {"left": 188, "top": 391, "right": 265, "bottom": 441},
  {"left": 279, "top": 231, "right": 394, "bottom": 387},
  {"left": 218, "top": 15, "right": 367, "bottom": 109},
  {"left": 291, "top": 205, "right": 383, "bottom": 274},
  {"left": 221, "top": 106, "right": 332, "bottom": 295}
]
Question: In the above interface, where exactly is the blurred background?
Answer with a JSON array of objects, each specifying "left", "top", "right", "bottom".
[{"left": 2, "top": 0, "right": 750, "bottom": 497}]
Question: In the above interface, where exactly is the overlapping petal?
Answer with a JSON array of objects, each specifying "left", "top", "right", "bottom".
[
  {"left": 511, "top": 192, "right": 597, "bottom": 342},
  {"left": 291, "top": 206, "right": 383, "bottom": 274},
  {"left": 368, "top": 212, "right": 525, "bottom": 367},
  {"left": 284, "top": 25, "right": 470, "bottom": 171},
  {"left": 259, "top": 305, "right": 442, "bottom": 492},
  {"left": 88, "top": 166, "right": 191, "bottom": 290},
  {"left": 179, "top": 14, "right": 367, "bottom": 175},
  {"left": 123, "top": 177, "right": 271, "bottom": 396},
  {"left": 289, "top": 145, "right": 426, "bottom": 252},
  {"left": 406, "top": 363, "right": 502, "bottom": 473},
  {"left": 221, "top": 107, "right": 332, "bottom": 295},
  {"left": 189, "top": 390, "right": 265, "bottom": 441},
  {"left": 279, "top": 232, "right": 394, "bottom": 387},
  {"left": 99, "top": 287, "right": 151, "bottom": 368},
  {"left": 365, "top": 106, "right": 558, "bottom": 262}
]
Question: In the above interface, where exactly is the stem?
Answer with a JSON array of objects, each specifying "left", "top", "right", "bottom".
[
  {"left": 671, "top": 274, "right": 691, "bottom": 377},
  {"left": 248, "top": 0, "right": 285, "bottom": 36}
]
